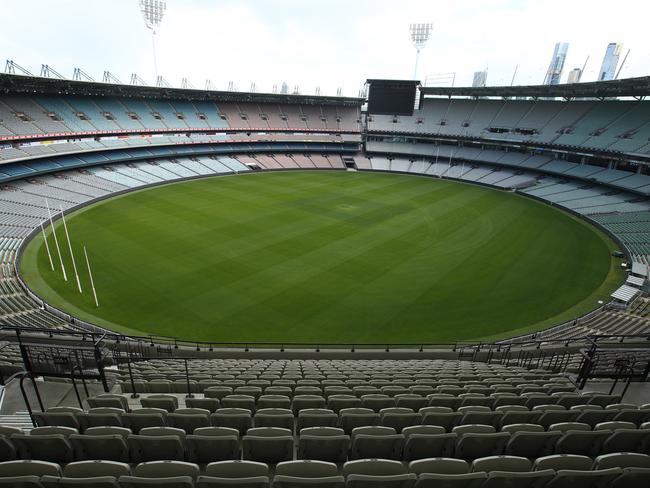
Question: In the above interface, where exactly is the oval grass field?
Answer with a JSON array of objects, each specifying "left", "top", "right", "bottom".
[{"left": 20, "top": 170, "right": 624, "bottom": 343}]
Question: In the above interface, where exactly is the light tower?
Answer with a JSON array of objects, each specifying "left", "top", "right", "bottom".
[
  {"left": 139, "top": 0, "right": 167, "bottom": 80},
  {"left": 409, "top": 23, "right": 432, "bottom": 80}
]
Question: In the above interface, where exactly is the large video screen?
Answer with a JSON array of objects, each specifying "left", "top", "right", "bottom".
[{"left": 367, "top": 81, "right": 417, "bottom": 116}]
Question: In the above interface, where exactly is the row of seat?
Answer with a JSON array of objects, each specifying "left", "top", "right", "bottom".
[
  {"left": 117, "top": 378, "right": 574, "bottom": 394},
  {"left": 4, "top": 424, "right": 650, "bottom": 464},
  {"left": 0, "top": 455, "right": 647, "bottom": 488},
  {"left": 34, "top": 402, "right": 650, "bottom": 435},
  {"left": 89, "top": 390, "right": 623, "bottom": 413}
]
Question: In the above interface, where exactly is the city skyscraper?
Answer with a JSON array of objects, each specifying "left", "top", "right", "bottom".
[
  {"left": 472, "top": 70, "right": 487, "bottom": 87},
  {"left": 598, "top": 43, "right": 623, "bottom": 81},
  {"left": 543, "top": 42, "right": 569, "bottom": 85},
  {"left": 567, "top": 68, "right": 582, "bottom": 84}
]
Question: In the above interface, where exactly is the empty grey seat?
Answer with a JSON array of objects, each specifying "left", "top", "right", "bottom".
[
  {"left": 0, "top": 460, "right": 61, "bottom": 477},
  {"left": 452, "top": 425, "right": 495, "bottom": 436},
  {"left": 298, "top": 409, "right": 339, "bottom": 431},
  {"left": 85, "top": 426, "right": 132, "bottom": 438},
  {"left": 461, "top": 411, "right": 503, "bottom": 429},
  {"left": 186, "top": 427, "right": 240, "bottom": 464},
  {"left": 293, "top": 395, "right": 327, "bottom": 415},
  {"left": 575, "top": 409, "right": 617, "bottom": 427},
  {"left": 395, "top": 395, "right": 428, "bottom": 411},
  {"left": 87, "top": 395, "right": 130, "bottom": 411},
  {"left": 613, "top": 409, "right": 650, "bottom": 426},
  {"left": 0, "top": 437, "right": 15, "bottom": 462},
  {"left": 595, "top": 453, "right": 650, "bottom": 469},
  {"left": 603, "top": 429, "right": 650, "bottom": 454},
  {"left": 198, "top": 460, "right": 269, "bottom": 488},
  {"left": 257, "top": 395, "right": 291, "bottom": 410},
  {"left": 499, "top": 411, "right": 541, "bottom": 428},
  {"left": 421, "top": 412, "right": 463, "bottom": 431},
  {"left": 118, "top": 475, "right": 194, "bottom": 488},
  {"left": 588, "top": 395, "right": 621, "bottom": 408},
  {"left": 427, "top": 394, "right": 462, "bottom": 410},
  {"left": 30, "top": 426, "right": 78, "bottom": 437},
  {"left": 360, "top": 395, "right": 395, "bottom": 412},
  {"left": 222, "top": 395, "right": 256, "bottom": 412},
  {"left": 413, "top": 472, "right": 486, "bottom": 488},
  {"left": 339, "top": 409, "right": 380, "bottom": 435},
  {"left": 481, "top": 469, "right": 555, "bottom": 488},
  {"left": 454, "top": 432, "right": 510, "bottom": 461},
  {"left": 500, "top": 424, "right": 544, "bottom": 434},
  {"left": 343, "top": 459, "right": 415, "bottom": 488},
  {"left": 211, "top": 408, "right": 253, "bottom": 436},
  {"left": 555, "top": 430, "right": 611, "bottom": 456},
  {"left": 548, "top": 422, "right": 591, "bottom": 433},
  {"left": 298, "top": 427, "right": 350, "bottom": 463},
  {"left": 538, "top": 410, "right": 580, "bottom": 429},
  {"left": 349, "top": 426, "right": 404, "bottom": 460},
  {"left": 0, "top": 460, "right": 61, "bottom": 488},
  {"left": 254, "top": 408, "right": 294, "bottom": 431},
  {"left": 139, "top": 427, "right": 186, "bottom": 441},
  {"left": 204, "top": 387, "right": 234, "bottom": 400},
  {"left": 0, "top": 476, "right": 46, "bottom": 487},
  {"left": 235, "top": 387, "right": 263, "bottom": 400},
  {"left": 274, "top": 460, "right": 344, "bottom": 488},
  {"left": 69, "top": 433, "right": 129, "bottom": 462},
  {"left": 380, "top": 409, "right": 421, "bottom": 433},
  {"left": 185, "top": 397, "right": 220, "bottom": 413},
  {"left": 491, "top": 395, "right": 527, "bottom": 408},
  {"left": 533, "top": 454, "right": 594, "bottom": 471},
  {"left": 41, "top": 473, "right": 121, "bottom": 488},
  {"left": 403, "top": 432, "right": 457, "bottom": 461},
  {"left": 611, "top": 467, "right": 650, "bottom": 488},
  {"left": 11, "top": 434, "right": 73, "bottom": 463},
  {"left": 140, "top": 395, "right": 179, "bottom": 413},
  {"left": 546, "top": 468, "right": 623, "bottom": 488},
  {"left": 78, "top": 408, "right": 124, "bottom": 431},
  {"left": 505, "top": 431, "right": 561, "bottom": 458},
  {"left": 127, "top": 435, "right": 184, "bottom": 462},
  {"left": 328, "top": 395, "right": 362, "bottom": 413},
  {"left": 134, "top": 460, "right": 200, "bottom": 479},
  {"left": 408, "top": 457, "right": 469, "bottom": 475},
  {"left": 471, "top": 455, "right": 532, "bottom": 472},
  {"left": 63, "top": 460, "right": 131, "bottom": 477},
  {"left": 168, "top": 408, "right": 211, "bottom": 434},
  {"left": 242, "top": 427, "right": 293, "bottom": 464},
  {"left": 32, "top": 412, "right": 79, "bottom": 430},
  {"left": 123, "top": 409, "right": 168, "bottom": 433}
]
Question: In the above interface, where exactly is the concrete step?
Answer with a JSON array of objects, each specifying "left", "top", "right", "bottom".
[{"left": 0, "top": 410, "right": 33, "bottom": 430}]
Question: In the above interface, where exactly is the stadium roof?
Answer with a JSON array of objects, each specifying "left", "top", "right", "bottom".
[
  {"left": 0, "top": 73, "right": 363, "bottom": 106},
  {"left": 420, "top": 76, "right": 650, "bottom": 99}
]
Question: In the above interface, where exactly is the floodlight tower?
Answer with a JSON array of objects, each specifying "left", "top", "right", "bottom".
[
  {"left": 139, "top": 0, "right": 167, "bottom": 80},
  {"left": 409, "top": 23, "right": 432, "bottom": 80}
]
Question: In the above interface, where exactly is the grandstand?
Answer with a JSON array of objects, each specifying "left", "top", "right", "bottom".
[{"left": 0, "top": 71, "right": 650, "bottom": 486}]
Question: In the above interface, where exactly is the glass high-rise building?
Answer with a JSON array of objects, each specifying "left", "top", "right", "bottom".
[
  {"left": 567, "top": 68, "right": 582, "bottom": 84},
  {"left": 543, "top": 42, "right": 569, "bottom": 85},
  {"left": 472, "top": 70, "right": 487, "bottom": 87},
  {"left": 598, "top": 43, "right": 623, "bottom": 81}
]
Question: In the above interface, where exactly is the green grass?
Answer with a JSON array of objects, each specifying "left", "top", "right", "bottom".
[{"left": 20, "top": 170, "right": 625, "bottom": 344}]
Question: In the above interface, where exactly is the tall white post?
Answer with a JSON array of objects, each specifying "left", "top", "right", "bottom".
[
  {"left": 59, "top": 206, "right": 82, "bottom": 293},
  {"left": 40, "top": 222, "right": 55, "bottom": 271},
  {"left": 45, "top": 199, "right": 67, "bottom": 282},
  {"left": 84, "top": 246, "right": 99, "bottom": 308}
]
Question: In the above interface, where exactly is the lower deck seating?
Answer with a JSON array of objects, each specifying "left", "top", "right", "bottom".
[{"left": 1, "top": 359, "right": 649, "bottom": 485}]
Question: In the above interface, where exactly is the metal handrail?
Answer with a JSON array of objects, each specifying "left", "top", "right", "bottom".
[{"left": 2, "top": 326, "right": 649, "bottom": 354}]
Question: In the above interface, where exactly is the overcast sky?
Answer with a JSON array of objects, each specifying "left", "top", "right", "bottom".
[{"left": 2, "top": 0, "right": 649, "bottom": 97}]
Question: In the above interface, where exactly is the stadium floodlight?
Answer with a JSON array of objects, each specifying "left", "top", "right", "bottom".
[
  {"left": 409, "top": 23, "right": 433, "bottom": 80},
  {"left": 139, "top": 0, "right": 167, "bottom": 79}
]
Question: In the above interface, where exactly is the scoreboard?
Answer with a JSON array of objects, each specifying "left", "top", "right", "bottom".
[{"left": 366, "top": 79, "right": 420, "bottom": 116}]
